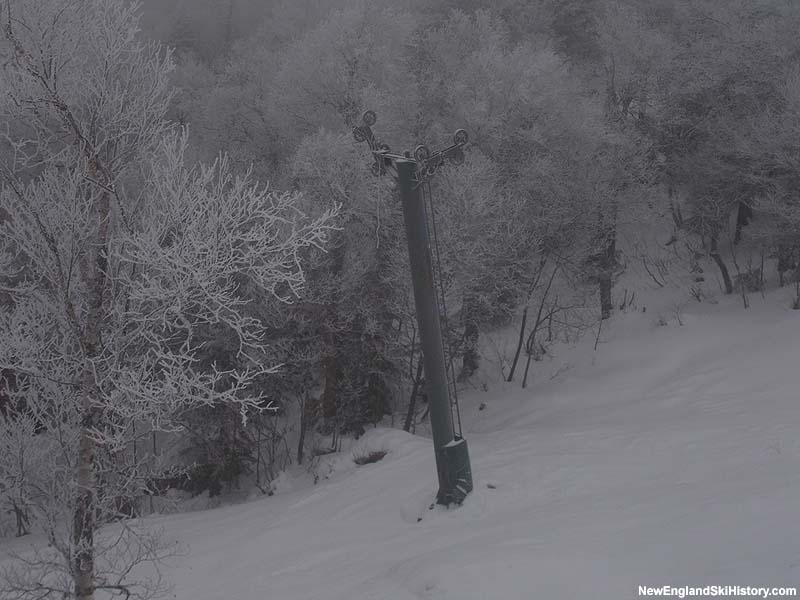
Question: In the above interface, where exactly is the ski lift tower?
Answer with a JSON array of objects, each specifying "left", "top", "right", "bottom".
[{"left": 353, "top": 111, "right": 473, "bottom": 505}]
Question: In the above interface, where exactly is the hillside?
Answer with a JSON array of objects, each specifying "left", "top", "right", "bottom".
[{"left": 131, "top": 289, "right": 800, "bottom": 599}]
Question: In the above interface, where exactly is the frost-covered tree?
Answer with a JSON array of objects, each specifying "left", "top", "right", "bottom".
[
  {"left": 288, "top": 129, "right": 409, "bottom": 443},
  {"left": 0, "top": 1, "right": 336, "bottom": 598},
  {"left": 273, "top": 2, "right": 418, "bottom": 136},
  {"left": 647, "top": 0, "right": 800, "bottom": 296}
]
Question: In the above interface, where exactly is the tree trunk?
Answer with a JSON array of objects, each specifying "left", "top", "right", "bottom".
[
  {"left": 459, "top": 318, "right": 479, "bottom": 381},
  {"left": 507, "top": 305, "right": 529, "bottom": 382},
  {"left": 320, "top": 351, "right": 338, "bottom": 419},
  {"left": 296, "top": 395, "right": 307, "bottom": 465},
  {"left": 318, "top": 241, "right": 346, "bottom": 422},
  {"left": 457, "top": 295, "right": 480, "bottom": 381},
  {"left": 74, "top": 176, "right": 110, "bottom": 600},
  {"left": 521, "top": 348, "right": 534, "bottom": 389},
  {"left": 403, "top": 359, "right": 424, "bottom": 432},
  {"left": 517, "top": 266, "right": 559, "bottom": 386},
  {"left": 777, "top": 244, "right": 796, "bottom": 288},
  {"left": 12, "top": 501, "right": 29, "bottom": 537},
  {"left": 598, "top": 236, "right": 616, "bottom": 320},
  {"left": 710, "top": 233, "right": 733, "bottom": 294},
  {"left": 255, "top": 418, "right": 262, "bottom": 489},
  {"left": 599, "top": 277, "right": 613, "bottom": 320},
  {"left": 74, "top": 413, "right": 97, "bottom": 600},
  {"left": 794, "top": 266, "right": 800, "bottom": 309},
  {"left": 73, "top": 163, "right": 112, "bottom": 599},
  {"left": 734, "top": 202, "right": 752, "bottom": 245},
  {"left": 668, "top": 186, "right": 684, "bottom": 230}
]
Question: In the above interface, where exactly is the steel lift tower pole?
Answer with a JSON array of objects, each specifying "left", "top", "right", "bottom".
[{"left": 353, "top": 111, "right": 473, "bottom": 505}]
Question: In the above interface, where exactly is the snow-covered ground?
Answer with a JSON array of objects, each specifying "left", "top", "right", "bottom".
[
  {"left": 148, "top": 288, "right": 800, "bottom": 599},
  {"left": 5, "top": 287, "right": 800, "bottom": 599}
]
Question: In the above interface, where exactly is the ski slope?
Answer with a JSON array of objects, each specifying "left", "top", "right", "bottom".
[
  {"left": 155, "top": 290, "right": 800, "bottom": 599},
  {"left": 3, "top": 290, "right": 799, "bottom": 599}
]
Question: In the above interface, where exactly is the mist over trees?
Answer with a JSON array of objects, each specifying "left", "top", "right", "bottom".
[{"left": 1, "top": 0, "right": 799, "bottom": 597}]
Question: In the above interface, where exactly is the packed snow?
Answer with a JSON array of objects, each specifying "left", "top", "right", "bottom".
[{"left": 5, "top": 289, "right": 800, "bottom": 599}]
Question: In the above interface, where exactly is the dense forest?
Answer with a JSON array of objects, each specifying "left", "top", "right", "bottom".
[
  {"left": 134, "top": 0, "right": 800, "bottom": 461},
  {"left": 1, "top": 0, "right": 799, "bottom": 597}
]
